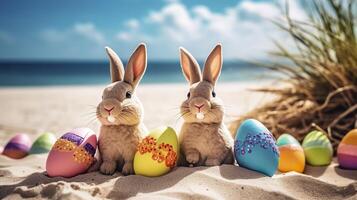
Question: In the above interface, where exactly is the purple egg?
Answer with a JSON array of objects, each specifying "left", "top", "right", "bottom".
[{"left": 3, "top": 133, "right": 31, "bottom": 159}]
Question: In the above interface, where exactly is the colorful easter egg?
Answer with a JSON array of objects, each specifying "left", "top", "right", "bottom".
[
  {"left": 277, "top": 134, "right": 305, "bottom": 173},
  {"left": 46, "top": 128, "right": 97, "bottom": 177},
  {"left": 337, "top": 129, "right": 357, "bottom": 169},
  {"left": 134, "top": 126, "right": 178, "bottom": 177},
  {"left": 302, "top": 130, "right": 333, "bottom": 166},
  {"left": 234, "top": 119, "right": 279, "bottom": 177},
  {"left": 2, "top": 133, "right": 31, "bottom": 159},
  {"left": 29, "top": 132, "right": 57, "bottom": 154}
]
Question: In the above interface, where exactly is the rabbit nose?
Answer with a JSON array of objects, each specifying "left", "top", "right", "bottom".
[
  {"left": 104, "top": 106, "right": 114, "bottom": 114},
  {"left": 194, "top": 104, "right": 204, "bottom": 111}
]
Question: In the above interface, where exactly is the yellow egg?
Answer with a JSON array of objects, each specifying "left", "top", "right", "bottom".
[{"left": 133, "top": 126, "right": 179, "bottom": 177}]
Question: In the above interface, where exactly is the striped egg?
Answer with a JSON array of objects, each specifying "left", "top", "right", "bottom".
[
  {"left": 30, "top": 132, "right": 57, "bottom": 154},
  {"left": 2, "top": 133, "right": 31, "bottom": 159},
  {"left": 337, "top": 129, "right": 357, "bottom": 169},
  {"left": 302, "top": 130, "right": 333, "bottom": 166},
  {"left": 277, "top": 134, "right": 305, "bottom": 173},
  {"left": 46, "top": 128, "right": 97, "bottom": 177}
]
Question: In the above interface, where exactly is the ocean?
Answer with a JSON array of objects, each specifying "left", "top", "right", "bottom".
[{"left": 0, "top": 61, "right": 277, "bottom": 86}]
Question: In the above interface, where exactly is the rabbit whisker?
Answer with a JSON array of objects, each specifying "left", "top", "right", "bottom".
[
  {"left": 206, "top": 111, "right": 219, "bottom": 121},
  {"left": 86, "top": 117, "right": 98, "bottom": 126},
  {"left": 174, "top": 111, "right": 190, "bottom": 126}
]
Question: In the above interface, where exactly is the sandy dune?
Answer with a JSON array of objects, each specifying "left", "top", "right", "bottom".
[
  {"left": 0, "top": 154, "right": 356, "bottom": 199},
  {"left": 0, "top": 83, "right": 356, "bottom": 199}
]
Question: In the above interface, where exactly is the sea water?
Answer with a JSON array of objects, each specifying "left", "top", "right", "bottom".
[{"left": 0, "top": 60, "right": 278, "bottom": 86}]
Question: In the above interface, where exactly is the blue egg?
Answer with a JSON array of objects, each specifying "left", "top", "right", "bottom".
[{"left": 234, "top": 119, "right": 279, "bottom": 176}]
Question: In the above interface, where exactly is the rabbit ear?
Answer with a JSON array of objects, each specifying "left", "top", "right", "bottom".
[
  {"left": 105, "top": 47, "right": 125, "bottom": 83},
  {"left": 124, "top": 43, "right": 147, "bottom": 88},
  {"left": 179, "top": 47, "right": 202, "bottom": 85},
  {"left": 203, "top": 44, "right": 222, "bottom": 85}
]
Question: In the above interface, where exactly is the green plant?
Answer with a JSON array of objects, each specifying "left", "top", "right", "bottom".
[{"left": 230, "top": 0, "right": 357, "bottom": 150}]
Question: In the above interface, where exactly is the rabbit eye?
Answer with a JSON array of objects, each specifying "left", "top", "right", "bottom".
[
  {"left": 126, "top": 91, "right": 132, "bottom": 98},
  {"left": 187, "top": 92, "right": 190, "bottom": 99},
  {"left": 212, "top": 91, "right": 216, "bottom": 97}
]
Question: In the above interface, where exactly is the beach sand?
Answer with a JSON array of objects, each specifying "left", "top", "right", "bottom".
[{"left": 0, "top": 83, "right": 356, "bottom": 199}]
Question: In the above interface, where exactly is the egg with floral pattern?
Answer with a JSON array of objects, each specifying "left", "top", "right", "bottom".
[
  {"left": 134, "top": 126, "right": 179, "bottom": 177},
  {"left": 234, "top": 119, "right": 279, "bottom": 177},
  {"left": 337, "top": 129, "right": 357, "bottom": 169},
  {"left": 46, "top": 128, "right": 97, "bottom": 177},
  {"left": 277, "top": 134, "right": 305, "bottom": 173}
]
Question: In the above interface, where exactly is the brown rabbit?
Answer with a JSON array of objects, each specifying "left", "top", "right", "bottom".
[
  {"left": 178, "top": 44, "right": 234, "bottom": 167},
  {"left": 96, "top": 43, "right": 148, "bottom": 175}
]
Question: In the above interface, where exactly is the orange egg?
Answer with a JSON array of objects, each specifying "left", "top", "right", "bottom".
[
  {"left": 277, "top": 134, "right": 305, "bottom": 173},
  {"left": 278, "top": 145, "right": 305, "bottom": 173}
]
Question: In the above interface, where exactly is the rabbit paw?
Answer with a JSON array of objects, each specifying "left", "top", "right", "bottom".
[
  {"left": 100, "top": 161, "right": 116, "bottom": 175},
  {"left": 186, "top": 150, "right": 200, "bottom": 166},
  {"left": 122, "top": 162, "right": 134, "bottom": 176},
  {"left": 205, "top": 158, "right": 221, "bottom": 166}
]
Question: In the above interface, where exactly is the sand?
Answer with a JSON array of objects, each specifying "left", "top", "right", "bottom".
[{"left": 0, "top": 83, "right": 356, "bottom": 199}]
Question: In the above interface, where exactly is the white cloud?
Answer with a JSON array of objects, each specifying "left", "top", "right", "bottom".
[
  {"left": 117, "top": 32, "right": 132, "bottom": 41},
  {"left": 284, "top": 0, "right": 307, "bottom": 21},
  {"left": 240, "top": 1, "right": 280, "bottom": 19},
  {"left": 73, "top": 23, "right": 105, "bottom": 45},
  {"left": 41, "top": 29, "right": 68, "bottom": 43},
  {"left": 125, "top": 19, "right": 140, "bottom": 30},
  {"left": 41, "top": 22, "right": 106, "bottom": 45},
  {"left": 116, "top": 0, "right": 306, "bottom": 60},
  {"left": 147, "top": 2, "right": 200, "bottom": 40},
  {"left": 37, "top": 1, "right": 306, "bottom": 60}
]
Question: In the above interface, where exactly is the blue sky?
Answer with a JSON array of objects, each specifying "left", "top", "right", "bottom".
[{"left": 0, "top": 0, "right": 306, "bottom": 61}]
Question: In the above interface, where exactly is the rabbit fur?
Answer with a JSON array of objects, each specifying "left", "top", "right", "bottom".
[
  {"left": 95, "top": 43, "right": 148, "bottom": 175},
  {"left": 178, "top": 44, "right": 234, "bottom": 167}
]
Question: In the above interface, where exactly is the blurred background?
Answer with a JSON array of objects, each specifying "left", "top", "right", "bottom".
[{"left": 0, "top": 0, "right": 303, "bottom": 86}]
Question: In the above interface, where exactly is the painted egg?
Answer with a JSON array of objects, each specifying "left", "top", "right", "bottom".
[
  {"left": 46, "top": 128, "right": 97, "bottom": 177},
  {"left": 277, "top": 134, "right": 305, "bottom": 173},
  {"left": 234, "top": 119, "right": 279, "bottom": 177},
  {"left": 302, "top": 130, "right": 333, "bottom": 166},
  {"left": 134, "top": 126, "right": 179, "bottom": 177},
  {"left": 29, "top": 132, "right": 57, "bottom": 154},
  {"left": 2, "top": 133, "right": 31, "bottom": 159},
  {"left": 337, "top": 129, "right": 357, "bottom": 169}
]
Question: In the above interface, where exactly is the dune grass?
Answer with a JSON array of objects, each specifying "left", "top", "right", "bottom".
[{"left": 229, "top": 0, "right": 357, "bottom": 150}]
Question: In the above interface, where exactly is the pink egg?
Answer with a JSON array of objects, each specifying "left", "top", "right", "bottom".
[
  {"left": 46, "top": 128, "right": 97, "bottom": 178},
  {"left": 337, "top": 129, "right": 357, "bottom": 169},
  {"left": 2, "top": 133, "right": 31, "bottom": 159}
]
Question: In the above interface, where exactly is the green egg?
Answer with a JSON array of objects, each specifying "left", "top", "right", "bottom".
[
  {"left": 30, "top": 132, "right": 57, "bottom": 154},
  {"left": 277, "top": 133, "right": 300, "bottom": 147},
  {"left": 302, "top": 130, "right": 333, "bottom": 166}
]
